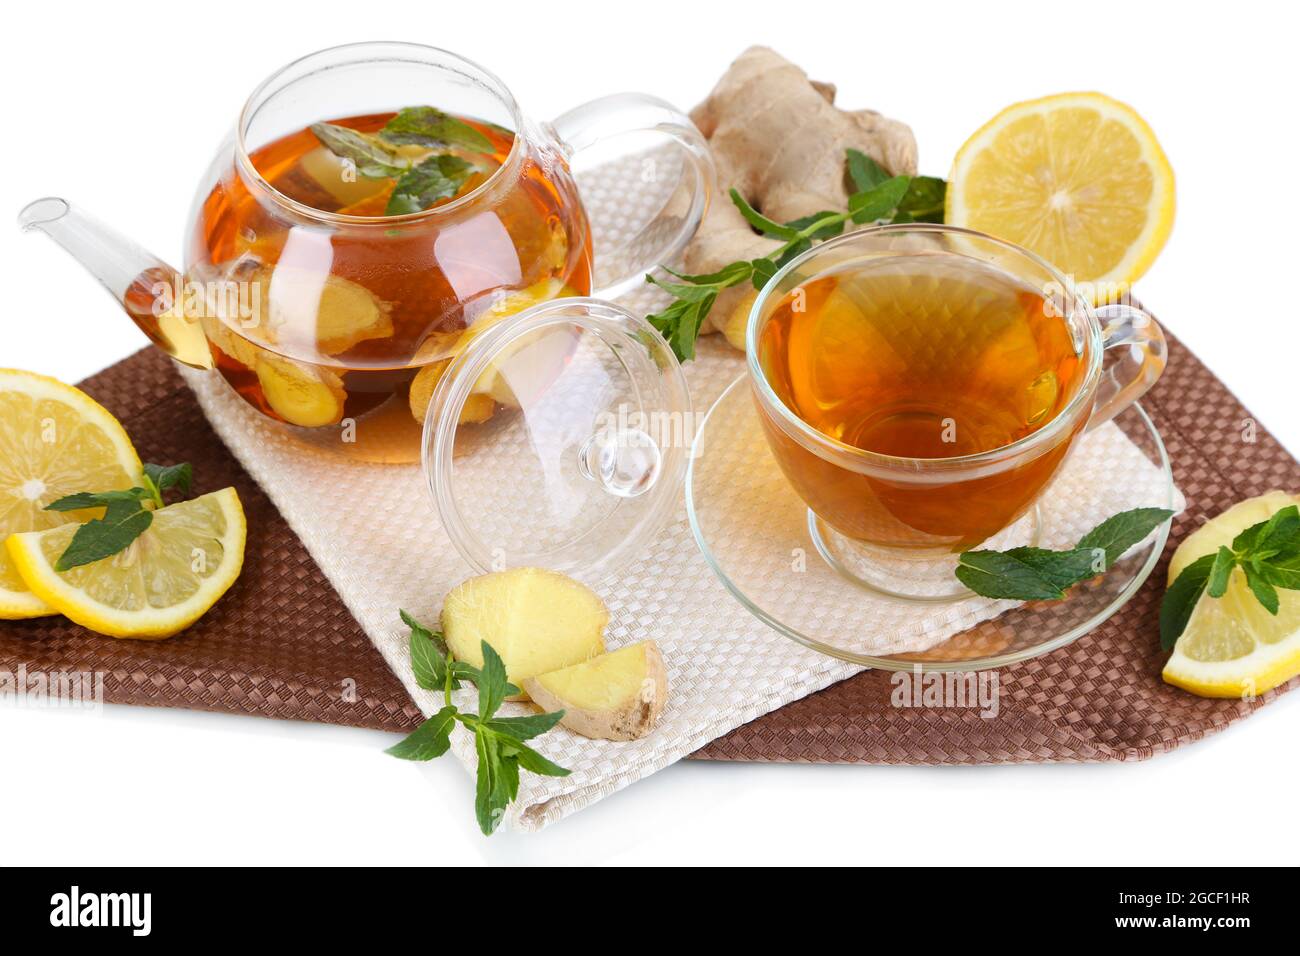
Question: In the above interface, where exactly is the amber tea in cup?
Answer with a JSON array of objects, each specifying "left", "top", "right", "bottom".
[{"left": 748, "top": 225, "right": 1167, "bottom": 600}]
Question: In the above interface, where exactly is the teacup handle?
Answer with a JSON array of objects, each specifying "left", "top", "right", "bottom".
[
  {"left": 551, "top": 93, "right": 714, "bottom": 299},
  {"left": 1087, "top": 303, "right": 1168, "bottom": 429}
]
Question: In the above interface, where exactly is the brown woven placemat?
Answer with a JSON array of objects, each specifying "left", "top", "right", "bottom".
[{"left": 2, "top": 331, "right": 1296, "bottom": 763}]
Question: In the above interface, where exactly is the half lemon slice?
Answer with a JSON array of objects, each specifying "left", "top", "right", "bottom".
[
  {"left": 946, "top": 92, "right": 1175, "bottom": 298},
  {"left": 0, "top": 369, "right": 141, "bottom": 618},
  {"left": 1162, "top": 492, "right": 1300, "bottom": 698},
  {"left": 6, "top": 487, "right": 246, "bottom": 639}
]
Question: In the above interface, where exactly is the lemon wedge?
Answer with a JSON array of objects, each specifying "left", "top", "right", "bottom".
[
  {"left": 0, "top": 369, "right": 141, "bottom": 619},
  {"left": 6, "top": 487, "right": 246, "bottom": 639},
  {"left": 1163, "top": 492, "right": 1300, "bottom": 698},
  {"left": 946, "top": 92, "right": 1175, "bottom": 298}
]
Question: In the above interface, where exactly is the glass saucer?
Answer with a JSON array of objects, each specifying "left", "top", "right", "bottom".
[{"left": 686, "top": 375, "right": 1175, "bottom": 672}]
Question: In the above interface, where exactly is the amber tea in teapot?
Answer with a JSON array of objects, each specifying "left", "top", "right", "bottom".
[{"left": 187, "top": 107, "right": 590, "bottom": 437}]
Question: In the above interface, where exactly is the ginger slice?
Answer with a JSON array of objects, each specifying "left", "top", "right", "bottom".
[
  {"left": 255, "top": 355, "right": 346, "bottom": 428},
  {"left": 407, "top": 278, "right": 580, "bottom": 422},
  {"left": 257, "top": 266, "right": 394, "bottom": 357},
  {"left": 298, "top": 146, "right": 392, "bottom": 208},
  {"left": 201, "top": 304, "right": 346, "bottom": 428},
  {"left": 408, "top": 358, "right": 497, "bottom": 425},
  {"left": 522, "top": 641, "right": 668, "bottom": 741},
  {"left": 683, "top": 46, "right": 918, "bottom": 345},
  {"left": 440, "top": 567, "right": 608, "bottom": 695}
]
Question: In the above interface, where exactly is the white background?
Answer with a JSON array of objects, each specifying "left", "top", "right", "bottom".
[{"left": 3, "top": 0, "right": 1298, "bottom": 865}]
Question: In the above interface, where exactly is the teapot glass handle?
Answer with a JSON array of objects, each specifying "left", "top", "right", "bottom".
[{"left": 551, "top": 93, "right": 714, "bottom": 300}]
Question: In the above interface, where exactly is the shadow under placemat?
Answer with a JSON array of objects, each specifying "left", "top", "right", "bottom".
[{"left": 1, "top": 333, "right": 1295, "bottom": 764}]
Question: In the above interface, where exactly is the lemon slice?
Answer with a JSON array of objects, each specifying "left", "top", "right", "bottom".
[
  {"left": 946, "top": 92, "right": 1175, "bottom": 297},
  {"left": 0, "top": 369, "right": 141, "bottom": 619},
  {"left": 6, "top": 487, "right": 246, "bottom": 639},
  {"left": 1162, "top": 492, "right": 1300, "bottom": 698}
]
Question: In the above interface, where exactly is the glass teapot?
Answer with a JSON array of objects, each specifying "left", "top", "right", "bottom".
[{"left": 19, "top": 41, "right": 713, "bottom": 462}]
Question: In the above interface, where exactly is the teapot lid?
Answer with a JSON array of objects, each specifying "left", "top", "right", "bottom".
[{"left": 421, "top": 297, "right": 690, "bottom": 582}]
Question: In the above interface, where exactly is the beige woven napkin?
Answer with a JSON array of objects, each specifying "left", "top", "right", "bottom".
[{"left": 183, "top": 154, "right": 1183, "bottom": 830}]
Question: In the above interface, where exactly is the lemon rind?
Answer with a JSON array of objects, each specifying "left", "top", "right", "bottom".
[
  {"left": 1163, "top": 639, "right": 1300, "bottom": 699},
  {"left": 0, "top": 585, "right": 56, "bottom": 619}
]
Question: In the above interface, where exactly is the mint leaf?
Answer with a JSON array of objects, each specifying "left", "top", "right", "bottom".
[
  {"left": 1207, "top": 546, "right": 1237, "bottom": 598},
  {"left": 846, "top": 149, "right": 890, "bottom": 192},
  {"left": 385, "top": 705, "right": 457, "bottom": 761},
  {"left": 646, "top": 291, "right": 713, "bottom": 362},
  {"left": 386, "top": 154, "right": 475, "bottom": 216},
  {"left": 646, "top": 275, "right": 724, "bottom": 304},
  {"left": 1254, "top": 553, "right": 1300, "bottom": 590},
  {"left": 1243, "top": 562, "right": 1281, "bottom": 615},
  {"left": 378, "top": 106, "right": 494, "bottom": 154},
  {"left": 399, "top": 609, "right": 449, "bottom": 656},
  {"left": 54, "top": 499, "right": 153, "bottom": 572},
  {"left": 956, "top": 547, "right": 1094, "bottom": 601},
  {"left": 140, "top": 462, "right": 192, "bottom": 508},
  {"left": 845, "top": 151, "right": 946, "bottom": 224},
  {"left": 892, "top": 176, "right": 947, "bottom": 224},
  {"left": 473, "top": 730, "right": 511, "bottom": 835},
  {"left": 496, "top": 736, "right": 570, "bottom": 778},
  {"left": 784, "top": 210, "right": 846, "bottom": 241},
  {"left": 310, "top": 123, "right": 409, "bottom": 178},
  {"left": 1160, "top": 553, "right": 1216, "bottom": 649},
  {"left": 482, "top": 710, "right": 565, "bottom": 742},
  {"left": 1077, "top": 507, "right": 1175, "bottom": 569},
  {"left": 475, "top": 641, "right": 511, "bottom": 720},
  {"left": 1249, "top": 505, "right": 1300, "bottom": 558},
  {"left": 848, "top": 176, "right": 913, "bottom": 224},
  {"left": 957, "top": 507, "right": 1174, "bottom": 602},
  {"left": 144, "top": 462, "right": 192, "bottom": 496},
  {"left": 750, "top": 257, "right": 779, "bottom": 291},
  {"left": 402, "top": 610, "right": 449, "bottom": 691},
  {"left": 729, "top": 189, "right": 799, "bottom": 239},
  {"left": 662, "top": 262, "right": 753, "bottom": 287},
  {"left": 45, "top": 488, "right": 151, "bottom": 512}
]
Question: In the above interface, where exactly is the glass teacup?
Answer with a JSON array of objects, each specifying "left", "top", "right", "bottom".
[{"left": 747, "top": 225, "right": 1167, "bottom": 601}]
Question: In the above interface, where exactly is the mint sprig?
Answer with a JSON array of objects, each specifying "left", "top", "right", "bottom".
[
  {"left": 385, "top": 154, "right": 475, "bottom": 216},
  {"left": 386, "top": 611, "right": 570, "bottom": 835},
  {"left": 645, "top": 150, "right": 946, "bottom": 362},
  {"left": 377, "top": 106, "right": 494, "bottom": 154},
  {"left": 309, "top": 123, "right": 411, "bottom": 179},
  {"left": 1159, "top": 505, "right": 1300, "bottom": 649},
  {"left": 956, "top": 507, "right": 1174, "bottom": 602},
  {"left": 312, "top": 107, "right": 491, "bottom": 215},
  {"left": 44, "top": 462, "right": 193, "bottom": 571}
]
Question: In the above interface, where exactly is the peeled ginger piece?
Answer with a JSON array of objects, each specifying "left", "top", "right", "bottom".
[
  {"left": 408, "top": 357, "right": 496, "bottom": 425},
  {"left": 255, "top": 355, "right": 346, "bottom": 427},
  {"left": 523, "top": 641, "right": 668, "bottom": 740},
  {"left": 440, "top": 567, "right": 608, "bottom": 693}
]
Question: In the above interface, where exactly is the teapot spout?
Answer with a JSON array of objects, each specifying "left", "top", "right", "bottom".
[{"left": 18, "top": 198, "right": 213, "bottom": 370}]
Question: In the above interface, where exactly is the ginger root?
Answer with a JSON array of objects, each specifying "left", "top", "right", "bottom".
[
  {"left": 522, "top": 641, "right": 668, "bottom": 741},
  {"left": 684, "top": 47, "right": 918, "bottom": 343},
  {"left": 440, "top": 567, "right": 608, "bottom": 695}
]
